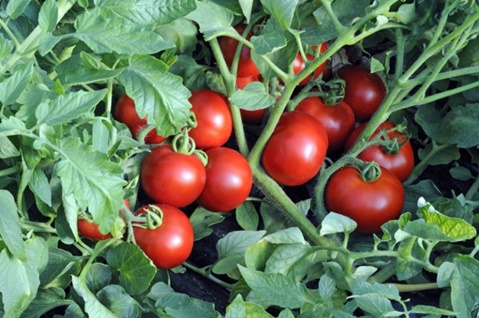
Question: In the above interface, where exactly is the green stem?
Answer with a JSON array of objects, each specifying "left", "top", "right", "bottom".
[
  {"left": 183, "top": 262, "right": 234, "bottom": 290},
  {"left": 465, "top": 173, "right": 479, "bottom": 201},
  {"left": 0, "top": 18, "right": 21, "bottom": 49},
  {"left": 393, "top": 282, "right": 439, "bottom": 293},
  {"left": 0, "top": 165, "right": 20, "bottom": 177}
]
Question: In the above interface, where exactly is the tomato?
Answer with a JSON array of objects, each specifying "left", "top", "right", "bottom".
[
  {"left": 219, "top": 24, "right": 260, "bottom": 77},
  {"left": 133, "top": 204, "right": 194, "bottom": 269},
  {"left": 295, "top": 96, "right": 355, "bottom": 154},
  {"left": 236, "top": 75, "right": 266, "bottom": 124},
  {"left": 78, "top": 200, "right": 130, "bottom": 240},
  {"left": 324, "top": 165, "right": 404, "bottom": 234},
  {"left": 337, "top": 65, "right": 386, "bottom": 121},
  {"left": 113, "top": 94, "right": 167, "bottom": 144},
  {"left": 197, "top": 147, "right": 253, "bottom": 212},
  {"left": 292, "top": 44, "right": 328, "bottom": 86},
  {"left": 140, "top": 144, "right": 206, "bottom": 207},
  {"left": 261, "top": 111, "right": 329, "bottom": 186},
  {"left": 344, "top": 121, "right": 415, "bottom": 182},
  {"left": 188, "top": 90, "right": 233, "bottom": 149}
]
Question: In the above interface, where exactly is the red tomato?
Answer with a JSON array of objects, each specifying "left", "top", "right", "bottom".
[
  {"left": 295, "top": 96, "right": 355, "bottom": 154},
  {"left": 140, "top": 144, "right": 206, "bottom": 207},
  {"left": 337, "top": 65, "right": 386, "bottom": 121},
  {"left": 261, "top": 111, "right": 329, "bottom": 186},
  {"left": 219, "top": 24, "right": 260, "bottom": 77},
  {"left": 197, "top": 147, "right": 253, "bottom": 212},
  {"left": 188, "top": 90, "right": 233, "bottom": 149},
  {"left": 236, "top": 75, "right": 266, "bottom": 124},
  {"left": 133, "top": 204, "right": 194, "bottom": 269},
  {"left": 344, "top": 121, "right": 414, "bottom": 182},
  {"left": 324, "top": 166, "right": 404, "bottom": 234},
  {"left": 293, "top": 44, "right": 328, "bottom": 86}
]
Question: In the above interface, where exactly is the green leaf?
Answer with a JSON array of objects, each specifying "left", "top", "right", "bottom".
[
  {"left": 261, "top": 0, "right": 299, "bottom": 29},
  {"left": 263, "top": 227, "right": 306, "bottom": 245},
  {"left": 0, "top": 34, "right": 14, "bottom": 61},
  {"left": 0, "top": 189, "right": 25, "bottom": 260},
  {"left": 21, "top": 287, "right": 71, "bottom": 318},
  {"left": 0, "top": 135, "right": 20, "bottom": 158},
  {"left": 449, "top": 166, "right": 473, "bottom": 181},
  {"left": 106, "top": 242, "right": 156, "bottom": 295},
  {"left": 0, "top": 61, "right": 34, "bottom": 105},
  {"left": 320, "top": 212, "right": 357, "bottom": 235},
  {"left": 35, "top": 89, "right": 107, "bottom": 126},
  {"left": 438, "top": 104, "right": 479, "bottom": 148},
  {"left": 350, "top": 280, "right": 399, "bottom": 316},
  {"left": 250, "top": 18, "right": 287, "bottom": 55},
  {"left": 85, "top": 263, "right": 112, "bottom": 294},
  {"left": 97, "top": 285, "right": 142, "bottom": 318},
  {"left": 236, "top": 202, "right": 259, "bottom": 231},
  {"left": 40, "top": 247, "right": 81, "bottom": 289},
  {"left": 226, "top": 294, "right": 273, "bottom": 318},
  {"left": 29, "top": 167, "right": 52, "bottom": 206},
  {"left": 54, "top": 137, "right": 127, "bottom": 234},
  {"left": 118, "top": 55, "right": 192, "bottom": 137},
  {"left": 71, "top": 275, "right": 117, "bottom": 318},
  {"left": 238, "top": 266, "right": 310, "bottom": 309},
  {"left": 264, "top": 243, "right": 310, "bottom": 276},
  {"left": 230, "top": 82, "right": 276, "bottom": 111},
  {"left": 74, "top": 10, "right": 174, "bottom": 55},
  {"left": 38, "top": 0, "right": 58, "bottom": 32},
  {"left": 6, "top": 0, "right": 31, "bottom": 19},
  {"left": 409, "top": 304, "right": 456, "bottom": 316},
  {"left": 185, "top": 1, "right": 235, "bottom": 40},
  {"left": 0, "top": 237, "right": 48, "bottom": 318},
  {"left": 189, "top": 206, "right": 225, "bottom": 240}
]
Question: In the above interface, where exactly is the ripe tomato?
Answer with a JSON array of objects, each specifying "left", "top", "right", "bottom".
[
  {"left": 140, "top": 144, "right": 206, "bottom": 207},
  {"left": 133, "top": 204, "right": 194, "bottom": 269},
  {"left": 197, "top": 147, "right": 253, "bottom": 212},
  {"left": 219, "top": 24, "right": 260, "bottom": 77},
  {"left": 236, "top": 75, "right": 266, "bottom": 124},
  {"left": 292, "top": 44, "right": 328, "bottom": 86},
  {"left": 324, "top": 165, "right": 404, "bottom": 234},
  {"left": 261, "top": 111, "right": 329, "bottom": 186},
  {"left": 188, "top": 90, "right": 233, "bottom": 149},
  {"left": 344, "top": 121, "right": 415, "bottom": 182},
  {"left": 295, "top": 96, "right": 355, "bottom": 154},
  {"left": 113, "top": 94, "right": 167, "bottom": 144},
  {"left": 337, "top": 65, "right": 386, "bottom": 121}
]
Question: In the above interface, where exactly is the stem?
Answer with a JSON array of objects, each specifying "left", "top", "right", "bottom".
[
  {"left": 0, "top": 165, "right": 20, "bottom": 177},
  {"left": 465, "top": 173, "right": 479, "bottom": 201},
  {"left": 183, "top": 262, "right": 234, "bottom": 290},
  {"left": 393, "top": 282, "right": 439, "bottom": 293},
  {"left": 0, "top": 19, "right": 21, "bottom": 49}
]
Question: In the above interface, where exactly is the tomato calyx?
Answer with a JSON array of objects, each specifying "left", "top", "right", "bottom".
[
  {"left": 374, "top": 123, "right": 411, "bottom": 155},
  {"left": 171, "top": 130, "right": 209, "bottom": 166},
  {"left": 322, "top": 78, "right": 346, "bottom": 106},
  {"left": 133, "top": 205, "right": 164, "bottom": 230},
  {"left": 357, "top": 161, "right": 382, "bottom": 183}
]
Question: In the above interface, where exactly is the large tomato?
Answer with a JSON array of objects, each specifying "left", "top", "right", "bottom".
[
  {"left": 219, "top": 24, "right": 260, "bottom": 77},
  {"left": 261, "top": 111, "right": 329, "bottom": 186},
  {"left": 236, "top": 75, "right": 266, "bottom": 124},
  {"left": 324, "top": 165, "right": 404, "bottom": 234},
  {"left": 188, "top": 90, "right": 233, "bottom": 149},
  {"left": 197, "top": 147, "right": 253, "bottom": 212},
  {"left": 292, "top": 44, "right": 328, "bottom": 86},
  {"left": 78, "top": 200, "right": 130, "bottom": 240},
  {"left": 344, "top": 121, "right": 415, "bottom": 182},
  {"left": 295, "top": 96, "right": 355, "bottom": 154},
  {"left": 337, "top": 65, "right": 386, "bottom": 121},
  {"left": 140, "top": 144, "right": 206, "bottom": 207},
  {"left": 133, "top": 204, "right": 194, "bottom": 269},
  {"left": 113, "top": 94, "right": 167, "bottom": 144}
]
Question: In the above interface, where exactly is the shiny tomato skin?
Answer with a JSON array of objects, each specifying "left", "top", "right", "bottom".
[
  {"left": 295, "top": 96, "right": 355, "bottom": 154},
  {"left": 133, "top": 204, "right": 194, "bottom": 269},
  {"left": 337, "top": 65, "right": 386, "bottom": 121},
  {"left": 293, "top": 44, "right": 328, "bottom": 86},
  {"left": 197, "top": 147, "right": 253, "bottom": 212},
  {"left": 113, "top": 94, "right": 167, "bottom": 144},
  {"left": 140, "top": 144, "right": 206, "bottom": 207},
  {"left": 324, "top": 166, "right": 404, "bottom": 234},
  {"left": 77, "top": 219, "right": 111, "bottom": 240},
  {"left": 219, "top": 24, "right": 260, "bottom": 77},
  {"left": 344, "top": 121, "right": 415, "bottom": 182},
  {"left": 261, "top": 111, "right": 329, "bottom": 186},
  {"left": 236, "top": 75, "right": 266, "bottom": 124},
  {"left": 188, "top": 90, "right": 233, "bottom": 149}
]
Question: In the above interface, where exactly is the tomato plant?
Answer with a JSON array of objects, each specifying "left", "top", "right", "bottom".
[
  {"left": 344, "top": 121, "right": 415, "bottom": 182},
  {"left": 295, "top": 96, "right": 355, "bottom": 154},
  {"left": 261, "top": 111, "right": 329, "bottom": 186},
  {"left": 324, "top": 164, "right": 405, "bottom": 234},
  {"left": 133, "top": 204, "right": 194, "bottom": 269},
  {"left": 188, "top": 89, "right": 233, "bottom": 149},
  {"left": 197, "top": 147, "right": 253, "bottom": 212},
  {"left": 337, "top": 65, "right": 387, "bottom": 122}
]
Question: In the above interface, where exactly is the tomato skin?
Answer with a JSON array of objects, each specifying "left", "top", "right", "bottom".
[
  {"left": 236, "top": 75, "right": 266, "bottom": 124},
  {"left": 113, "top": 94, "right": 167, "bottom": 144},
  {"left": 324, "top": 166, "right": 404, "bottom": 234},
  {"left": 133, "top": 204, "right": 194, "bottom": 269},
  {"left": 188, "top": 90, "right": 233, "bottom": 149},
  {"left": 261, "top": 111, "right": 329, "bottom": 186},
  {"left": 344, "top": 121, "right": 415, "bottom": 182},
  {"left": 197, "top": 147, "right": 253, "bottom": 212},
  {"left": 219, "top": 24, "right": 260, "bottom": 77},
  {"left": 337, "top": 65, "right": 386, "bottom": 121},
  {"left": 295, "top": 96, "right": 355, "bottom": 154},
  {"left": 293, "top": 44, "right": 328, "bottom": 86},
  {"left": 140, "top": 144, "right": 206, "bottom": 207},
  {"left": 77, "top": 219, "right": 112, "bottom": 240}
]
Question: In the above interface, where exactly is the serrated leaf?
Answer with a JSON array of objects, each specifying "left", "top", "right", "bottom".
[
  {"left": 118, "top": 55, "right": 192, "bottom": 137},
  {"left": 54, "top": 137, "right": 126, "bottom": 234},
  {"left": 29, "top": 167, "right": 52, "bottom": 206},
  {"left": 106, "top": 242, "right": 156, "bottom": 295},
  {"left": 39, "top": 0, "right": 58, "bottom": 32},
  {"left": 320, "top": 212, "right": 357, "bottom": 235},
  {"left": 0, "top": 135, "right": 20, "bottom": 158},
  {"left": 189, "top": 206, "right": 225, "bottom": 240},
  {"left": 72, "top": 276, "right": 117, "bottom": 318},
  {"left": 260, "top": 0, "right": 298, "bottom": 29},
  {"left": 97, "top": 285, "right": 142, "bottom": 318},
  {"left": 351, "top": 280, "right": 399, "bottom": 316},
  {"left": 35, "top": 89, "right": 107, "bottom": 126},
  {"left": 438, "top": 104, "right": 479, "bottom": 148},
  {"left": 250, "top": 18, "right": 286, "bottom": 55},
  {"left": 263, "top": 227, "right": 306, "bottom": 245},
  {"left": 185, "top": 1, "right": 235, "bottom": 40},
  {"left": 0, "top": 189, "right": 25, "bottom": 260},
  {"left": 236, "top": 202, "right": 259, "bottom": 231},
  {"left": 56, "top": 55, "right": 124, "bottom": 86},
  {"left": 0, "top": 61, "right": 34, "bottom": 105},
  {"left": 230, "top": 82, "right": 275, "bottom": 111}
]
